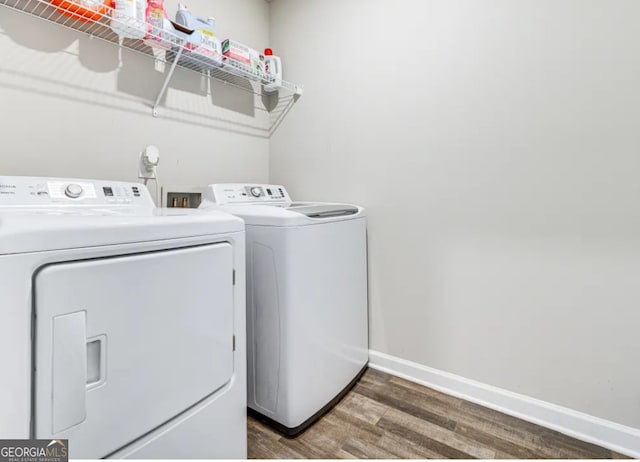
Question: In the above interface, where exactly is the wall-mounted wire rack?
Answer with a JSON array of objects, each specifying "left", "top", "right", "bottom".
[{"left": 0, "top": 0, "right": 303, "bottom": 124}]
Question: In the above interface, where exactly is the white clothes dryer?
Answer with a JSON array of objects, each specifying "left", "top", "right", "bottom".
[
  {"left": 0, "top": 176, "right": 247, "bottom": 459},
  {"left": 200, "top": 184, "right": 368, "bottom": 435}
]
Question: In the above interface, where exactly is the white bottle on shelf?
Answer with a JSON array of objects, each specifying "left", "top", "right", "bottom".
[
  {"left": 111, "top": 0, "right": 147, "bottom": 39},
  {"left": 263, "top": 48, "right": 282, "bottom": 93},
  {"left": 136, "top": 0, "right": 146, "bottom": 29},
  {"left": 173, "top": 4, "right": 222, "bottom": 69}
]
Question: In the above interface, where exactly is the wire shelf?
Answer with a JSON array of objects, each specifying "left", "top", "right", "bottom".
[{"left": 0, "top": 0, "right": 303, "bottom": 120}]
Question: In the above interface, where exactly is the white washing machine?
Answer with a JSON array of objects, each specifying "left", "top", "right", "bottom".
[
  {"left": 0, "top": 176, "right": 247, "bottom": 459},
  {"left": 199, "top": 184, "right": 368, "bottom": 435}
]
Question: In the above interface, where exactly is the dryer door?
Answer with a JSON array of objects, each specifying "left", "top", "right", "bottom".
[{"left": 34, "top": 243, "right": 234, "bottom": 458}]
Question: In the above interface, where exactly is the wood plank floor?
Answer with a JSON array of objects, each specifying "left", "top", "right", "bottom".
[{"left": 248, "top": 368, "right": 630, "bottom": 459}]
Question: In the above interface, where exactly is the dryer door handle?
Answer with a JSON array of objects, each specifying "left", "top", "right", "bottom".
[{"left": 52, "top": 311, "right": 87, "bottom": 434}]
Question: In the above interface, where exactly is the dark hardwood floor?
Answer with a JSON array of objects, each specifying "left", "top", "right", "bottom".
[{"left": 248, "top": 368, "right": 630, "bottom": 459}]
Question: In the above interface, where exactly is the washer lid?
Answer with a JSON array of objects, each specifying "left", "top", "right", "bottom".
[
  {"left": 209, "top": 202, "right": 365, "bottom": 226},
  {"left": 286, "top": 203, "right": 359, "bottom": 218},
  {"left": 0, "top": 209, "right": 243, "bottom": 255},
  {"left": 198, "top": 183, "right": 365, "bottom": 226}
]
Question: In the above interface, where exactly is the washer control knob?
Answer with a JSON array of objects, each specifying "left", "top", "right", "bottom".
[
  {"left": 65, "top": 183, "right": 83, "bottom": 199},
  {"left": 250, "top": 187, "right": 262, "bottom": 198}
]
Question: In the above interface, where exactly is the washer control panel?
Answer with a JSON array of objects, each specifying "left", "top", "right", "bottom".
[
  {"left": 209, "top": 184, "right": 291, "bottom": 205},
  {"left": 0, "top": 176, "right": 153, "bottom": 207}
]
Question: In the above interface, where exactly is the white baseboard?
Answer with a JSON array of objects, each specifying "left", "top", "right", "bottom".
[{"left": 368, "top": 350, "right": 640, "bottom": 459}]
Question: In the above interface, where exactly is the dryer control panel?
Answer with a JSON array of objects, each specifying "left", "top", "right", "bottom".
[
  {"left": 207, "top": 184, "right": 292, "bottom": 205},
  {"left": 0, "top": 176, "right": 154, "bottom": 207}
]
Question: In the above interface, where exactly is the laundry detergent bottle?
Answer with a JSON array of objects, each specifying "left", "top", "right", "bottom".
[
  {"left": 263, "top": 48, "right": 283, "bottom": 93},
  {"left": 143, "top": 0, "right": 173, "bottom": 49},
  {"left": 173, "top": 3, "right": 222, "bottom": 68},
  {"left": 111, "top": 0, "right": 147, "bottom": 39}
]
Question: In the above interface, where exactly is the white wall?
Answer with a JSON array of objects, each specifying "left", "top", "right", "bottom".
[
  {"left": 0, "top": 0, "right": 271, "bottom": 194},
  {"left": 269, "top": 0, "right": 640, "bottom": 429}
]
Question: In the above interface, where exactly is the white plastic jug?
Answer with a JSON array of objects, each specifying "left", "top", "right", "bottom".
[
  {"left": 263, "top": 48, "right": 283, "bottom": 93},
  {"left": 173, "top": 3, "right": 222, "bottom": 69},
  {"left": 111, "top": 0, "right": 147, "bottom": 39}
]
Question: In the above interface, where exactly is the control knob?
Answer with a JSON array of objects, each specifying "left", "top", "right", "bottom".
[
  {"left": 250, "top": 187, "right": 262, "bottom": 198},
  {"left": 64, "top": 183, "right": 83, "bottom": 199}
]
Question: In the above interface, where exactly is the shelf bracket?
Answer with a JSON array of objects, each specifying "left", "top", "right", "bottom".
[{"left": 152, "top": 43, "right": 185, "bottom": 118}]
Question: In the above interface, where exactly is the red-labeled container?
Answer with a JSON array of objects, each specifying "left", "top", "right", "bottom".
[{"left": 50, "top": 0, "right": 111, "bottom": 22}]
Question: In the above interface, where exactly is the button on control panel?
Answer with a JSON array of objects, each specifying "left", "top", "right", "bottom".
[
  {"left": 49, "top": 181, "right": 96, "bottom": 200},
  {"left": 65, "top": 183, "right": 84, "bottom": 198}
]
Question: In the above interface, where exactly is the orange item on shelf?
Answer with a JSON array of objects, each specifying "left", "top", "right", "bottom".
[{"left": 50, "top": 0, "right": 111, "bottom": 22}]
